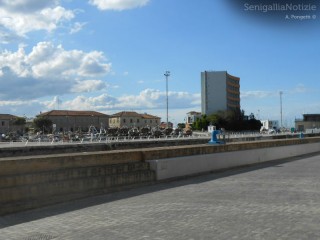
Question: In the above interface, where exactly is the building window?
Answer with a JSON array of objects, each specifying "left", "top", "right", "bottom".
[
  {"left": 123, "top": 119, "right": 126, "bottom": 123},
  {"left": 150, "top": 120, "right": 152, "bottom": 123},
  {"left": 130, "top": 119, "right": 133, "bottom": 123},
  {"left": 1, "top": 121, "right": 4, "bottom": 126},
  {"left": 137, "top": 119, "right": 140, "bottom": 123}
]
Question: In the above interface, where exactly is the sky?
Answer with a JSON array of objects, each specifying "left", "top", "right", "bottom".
[{"left": 0, "top": 0, "right": 319, "bottom": 127}]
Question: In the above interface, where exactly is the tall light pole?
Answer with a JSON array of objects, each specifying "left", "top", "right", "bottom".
[
  {"left": 280, "top": 91, "right": 283, "bottom": 128},
  {"left": 164, "top": 71, "right": 170, "bottom": 128}
]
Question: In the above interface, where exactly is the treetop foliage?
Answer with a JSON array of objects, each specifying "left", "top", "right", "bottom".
[{"left": 192, "top": 109, "right": 261, "bottom": 131}]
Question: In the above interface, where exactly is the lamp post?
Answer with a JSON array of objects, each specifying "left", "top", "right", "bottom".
[
  {"left": 280, "top": 91, "right": 283, "bottom": 128},
  {"left": 164, "top": 71, "right": 170, "bottom": 128}
]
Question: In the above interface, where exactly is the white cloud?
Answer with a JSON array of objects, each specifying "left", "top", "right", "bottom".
[
  {"left": 70, "top": 22, "right": 87, "bottom": 34},
  {"left": 0, "top": 0, "right": 59, "bottom": 13},
  {"left": 241, "top": 90, "right": 276, "bottom": 99},
  {"left": 89, "top": 0, "right": 149, "bottom": 11},
  {"left": 0, "top": 99, "right": 45, "bottom": 117},
  {"left": 47, "top": 89, "right": 200, "bottom": 112},
  {"left": 0, "top": 30, "right": 23, "bottom": 44},
  {"left": 0, "top": 0, "right": 74, "bottom": 36},
  {"left": 289, "top": 84, "right": 308, "bottom": 94},
  {"left": 241, "top": 84, "right": 310, "bottom": 100},
  {"left": 71, "top": 80, "right": 106, "bottom": 93},
  {"left": 78, "top": 51, "right": 112, "bottom": 77},
  {"left": 0, "top": 42, "right": 112, "bottom": 100}
]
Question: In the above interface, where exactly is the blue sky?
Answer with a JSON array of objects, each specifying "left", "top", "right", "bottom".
[{"left": 0, "top": 0, "right": 319, "bottom": 127}]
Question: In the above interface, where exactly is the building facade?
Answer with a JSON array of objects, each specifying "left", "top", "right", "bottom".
[
  {"left": 109, "top": 111, "right": 160, "bottom": 129},
  {"left": 260, "top": 120, "right": 280, "bottom": 132},
  {"left": 0, "top": 114, "right": 25, "bottom": 135},
  {"left": 295, "top": 114, "right": 320, "bottom": 131},
  {"left": 186, "top": 111, "right": 202, "bottom": 124},
  {"left": 185, "top": 111, "right": 202, "bottom": 129},
  {"left": 201, "top": 71, "right": 240, "bottom": 116},
  {"left": 38, "top": 110, "right": 109, "bottom": 133}
]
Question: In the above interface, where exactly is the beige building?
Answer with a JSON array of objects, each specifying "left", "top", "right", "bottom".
[
  {"left": 0, "top": 114, "right": 25, "bottom": 135},
  {"left": 38, "top": 110, "right": 109, "bottom": 133},
  {"left": 109, "top": 111, "right": 161, "bottom": 129},
  {"left": 295, "top": 114, "right": 320, "bottom": 131}
]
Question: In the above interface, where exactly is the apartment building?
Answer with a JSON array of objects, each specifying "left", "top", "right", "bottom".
[{"left": 201, "top": 71, "right": 240, "bottom": 115}]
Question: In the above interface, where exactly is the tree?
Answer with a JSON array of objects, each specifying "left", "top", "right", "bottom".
[
  {"left": 192, "top": 115, "right": 209, "bottom": 131},
  {"left": 207, "top": 109, "right": 262, "bottom": 131},
  {"left": 10, "top": 117, "right": 27, "bottom": 135},
  {"left": 33, "top": 117, "right": 53, "bottom": 133},
  {"left": 12, "top": 117, "right": 26, "bottom": 126},
  {"left": 192, "top": 119, "right": 200, "bottom": 130},
  {"left": 190, "top": 110, "right": 262, "bottom": 132}
]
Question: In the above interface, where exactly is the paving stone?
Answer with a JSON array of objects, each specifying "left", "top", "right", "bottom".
[{"left": 1, "top": 153, "right": 320, "bottom": 239}]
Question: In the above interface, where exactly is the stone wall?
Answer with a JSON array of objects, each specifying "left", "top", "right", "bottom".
[
  {"left": 0, "top": 151, "right": 155, "bottom": 215},
  {"left": 1, "top": 136, "right": 320, "bottom": 215}
]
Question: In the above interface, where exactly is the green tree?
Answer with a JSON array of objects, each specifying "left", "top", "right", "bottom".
[
  {"left": 12, "top": 117, "right": 26, "bottom": 126},
  {"left": 33, "top": 117, "right": 53, "bottom": 133},
  {"left": 206, "top": 109, "right": 262, "bottom": 131},
  {"left": 192, "top": 119, "right": 200, "bottom": 130}
]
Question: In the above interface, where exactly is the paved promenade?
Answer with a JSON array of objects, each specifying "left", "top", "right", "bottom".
[{"left": 1, "top": 153, "right": 320, "bottom": 240}]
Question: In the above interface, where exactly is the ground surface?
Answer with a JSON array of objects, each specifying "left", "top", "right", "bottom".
[{"left": 1, "top": 153, "right": 320, "bottom": 240}]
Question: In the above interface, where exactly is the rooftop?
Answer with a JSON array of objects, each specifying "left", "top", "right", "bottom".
[
  {"left": 111, "top": 111, "right": 160, "bottom": 119},
  {"left": 0, "top": 114, "right": 18, "bottom": 120},
  {"left": 38, "top": 110, "right": 109, "bottom": 117}
]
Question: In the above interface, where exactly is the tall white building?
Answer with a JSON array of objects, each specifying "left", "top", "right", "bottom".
[{"left": 201, "top": 71, "right": 240, "bottom": 116}]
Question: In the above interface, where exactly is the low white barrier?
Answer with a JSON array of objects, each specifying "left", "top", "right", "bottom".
[{"left": 148, "top": 142, "right": 320, "bottom": 181}]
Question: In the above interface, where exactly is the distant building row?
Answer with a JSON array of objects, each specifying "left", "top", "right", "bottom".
[{"left": 0, "top": 110, "right": 161, "bottom": 134}]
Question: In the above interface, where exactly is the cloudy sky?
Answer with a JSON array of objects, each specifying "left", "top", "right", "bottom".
[{"left": 0, "top": 0, "right": 319, "bottom": 126}]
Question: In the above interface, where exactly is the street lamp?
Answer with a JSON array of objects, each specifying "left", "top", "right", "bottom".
[
  {"left": 280, "top": 91, "right": 283, "bottom": 128},
  {"left": 164, "top": 71, "right": 170, "bottom": 128}
]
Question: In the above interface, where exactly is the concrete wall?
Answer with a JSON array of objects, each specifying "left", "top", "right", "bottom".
[
  {"left": 148, "top": 141, "right": 320, "bottom": 180},
  {"left": 1, "top": 137, "right": 320, "bottom": 215}
]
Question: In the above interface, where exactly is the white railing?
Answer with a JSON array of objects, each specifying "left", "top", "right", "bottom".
[
  {"left": 0, "top": 131, "right": 310, "bottom": 147},
  {"left": 0, "top": 134, "right": 205, "bottom": 147}
]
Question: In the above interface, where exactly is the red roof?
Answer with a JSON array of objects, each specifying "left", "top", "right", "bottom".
[
  {"left": 111, "top": 111, "right": 160, "bottom": 119},
  {"left": 38, "top": 110, "right": 109, "bottom": 117}
]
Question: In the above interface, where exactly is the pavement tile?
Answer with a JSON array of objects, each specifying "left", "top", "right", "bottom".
[{"left": 1, "top": 154, "right": 320, "bottom": 240}]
